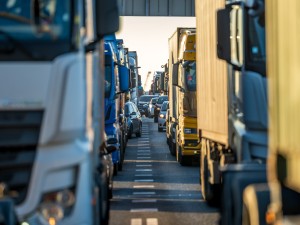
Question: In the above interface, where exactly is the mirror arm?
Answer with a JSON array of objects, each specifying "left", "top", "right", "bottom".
[{"left": 85, "top": 41, "right": 97, "bottom": 53}]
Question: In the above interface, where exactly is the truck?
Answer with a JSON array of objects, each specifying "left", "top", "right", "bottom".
[
  {"left": 242, "top": 1, "right": 300, "bottom": 224},
  {"left": 167, "top": 28, "right": 200, "bottom": 165},
  {"left": 104, "top": 36, "right": 129, "bottom": 175},
  {"left": 0, "top": 0, "right": 119, "bottom": 224},
  {"left": 128, "top": 51, "right": 139, "bottom": 105},
  {"left": 196, "top": 0, "right": 267, "bottom": 223}
]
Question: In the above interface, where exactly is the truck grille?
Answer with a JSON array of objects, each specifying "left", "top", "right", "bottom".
[{"left": 0, "top": 110, "right": 43, "bottom": 205}]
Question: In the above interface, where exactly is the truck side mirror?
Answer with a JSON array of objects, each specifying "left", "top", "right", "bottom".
[
  {"left": 172, "top": 63, "right": 179, "bottom": 87},
  {"left": 119, "top": 65, "right": 130, "bottom": 92},
  {"left": 95, "top": 0, "right": 119, "bottom": 39},
  {"left": 217, "top": 8, "right": 231, "bottom": 62}
]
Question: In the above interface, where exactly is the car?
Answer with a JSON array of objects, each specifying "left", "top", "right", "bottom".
[
  {"left": 125, "top": 102, "right": 142, "bottom": 138},
  {"left": 154, "top": 95, "right": 168, "bottom": 122},
  {"left": 137, "top": 95, "right": 155, "bottom": 116},
  {"left": 158, "top": 101, "right": 169, "bottom": 132},
  {"left": 148, "top": 97, "right": 158, "bottom": 118}
]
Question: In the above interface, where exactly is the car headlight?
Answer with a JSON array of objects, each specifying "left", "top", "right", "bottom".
[
  {"left": 159, "top": 114, "right": 165, "bottom": 118},
  {"left": 157, "top": 107, "right": 160, "bottom": 111}
]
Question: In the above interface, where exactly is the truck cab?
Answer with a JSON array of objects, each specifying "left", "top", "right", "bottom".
[
  {"left": 0, "top": 0, "right": 120, "bottom": 224},
  {"left": 173, "top": 31, "right": 200, "bottom": 165}
]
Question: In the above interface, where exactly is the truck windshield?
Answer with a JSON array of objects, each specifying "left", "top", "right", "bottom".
[
  {"left": 184, "top": 61, "right": 196, "bottom": 91},
  {"left": 0, "top": 0, "right": 74, "bottom": 61},
  {"left": 105, "top": 65, "right": 112, "bottom": 98}
]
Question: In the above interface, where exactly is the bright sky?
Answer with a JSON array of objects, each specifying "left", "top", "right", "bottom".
[{"left": 116, "top": 16, "right": 196, "bottom": 90}]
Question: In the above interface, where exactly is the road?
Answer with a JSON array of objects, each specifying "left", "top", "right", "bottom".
[{"left": 109, "top": 117, "right": 220, "bottom": 225}]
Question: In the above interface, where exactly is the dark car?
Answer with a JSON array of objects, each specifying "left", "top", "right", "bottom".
[
  {"left": 154, "top": 95, "right": 168, "bottom": 122},
  {"left": 137, "top": 95, "right": 155, "bottom": 116},
  {"left": 125, "top": 102, "right": 142, "bottom": 138}
]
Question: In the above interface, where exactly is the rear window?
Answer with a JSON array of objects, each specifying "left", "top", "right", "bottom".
[
  {"left": 151, "top": 98, "right": 158, "bottom": 104},
  {"left": 139, "top": 95, "right": 154, "bottom": 102},
  {"left": 157, "top": 96, "right": 168, "bottom": 104}
]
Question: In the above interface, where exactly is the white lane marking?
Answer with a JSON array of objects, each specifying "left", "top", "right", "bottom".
[
  {"left": 137, "top": 150, "right": 150, "bottom": 153},
  {"left": 147, "top": 218, "right": 158, "bottom": 225},
  {"left": 137, "top": 157, "right": 151, "bottom": 159},
  {"left": 136, "top": 169, "right": 152, "bottom": 172},
  {"left": 137, "top": 154, "right": 151, "bottom": 156},
  {"left": 139, "top": 140, "right": 150, "bottom": 142},
  {"left": 132, "top": 199, "right": 157, "bottom": 203},
  {"left": 136, "top": 164, "right": 152, "bottom": 167},
  {"left": 134, "top": 179, "right": 154, "bottom": 182},
  {"left": 135, "top": 174, "right": 153, "bottom": 177},
  {"left": 133, "top": 185, "right": 154, "bottom": 188},
  {"left": 133, "top": 192, "right": 156, "bottom": 195},
  {"left": 131, "top": 218, "right": 142, "bottom": 225},
  {"left": 130, "top": 208, "right": 158, "bottom": 213},
  {"left": 138, "top": 147, "right": 150, "bottom": 149}
]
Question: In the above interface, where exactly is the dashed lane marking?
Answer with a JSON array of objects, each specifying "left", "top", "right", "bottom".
[
  {"left": 134, "top": 179, "right": 154, "bottom": 182},
  {"left": 131, "top": 218, "right": 142, "bottom": 225},
  {"left": 147, "top": 218, "right": 158, "bottom": 225},
  {"left": 133, "top": 192, "right": 156, "bottom": 195},
  {"left": 132, "top": 199, "right": 157, "bottom": 203},
  {"left": 133, "top": 185, "right": 154, "bottom": 188},
  {"left": 135, "top": 169, "right": 152, "bottom": 172},
  {"left": 136, "top": 164, "right": 152, "bottom": 167},
  {"left": 130, "top": 208, "right": 158, "bottom": 213},
  {"left": 135, "top": 174, "right": 153, "bottom": 177}
]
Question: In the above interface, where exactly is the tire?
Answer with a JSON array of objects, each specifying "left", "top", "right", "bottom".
[
  {"left": 127, "top": 125, "right": 133, "bottom": 139},
  {"left": 136, "top": 124, "right": 142, "bottom": 137},
  {"left": 158, "top": 127, "right": 163, "bottom": 132},
  {"left": 99, "top": 177, "right": 110, "bottom": 225},
  {"left": 177, "top": 144, "right": 189, "bottom": 166},
  {"left": 154, "top": 117, "right": 158, "bottom": 123},
  {"left": 113, "top": 163, "right": 118, "bottom": 176},
  {"left": 169, "top": 140, "right": 176, "bottom": 156},
  {"left": 200, "top": 153, "right": 220, "bottom": 206}
]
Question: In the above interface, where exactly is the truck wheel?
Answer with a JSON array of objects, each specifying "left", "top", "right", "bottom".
[
  {"left": 201, "top": 154, "right": 219, "bottom": 206},
  {"left": 127, "top": 125, "right": 133, "bottom": 139},
  {"left": 99, "top": 177, "right": 110, "bottom": 225},
  {"left": 169, "top": 140, "right": 176, "bottom": 156},
  {"left": 136, "top": 124, "right": 142, "bottom": 137}
]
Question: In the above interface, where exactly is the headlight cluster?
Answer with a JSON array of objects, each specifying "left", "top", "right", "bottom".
[
  {"left": 39, "top": 189, "right": 75, "bottom": 224},
  {"left": 159, "top": 114, "right": 165, "bottom": 118}
]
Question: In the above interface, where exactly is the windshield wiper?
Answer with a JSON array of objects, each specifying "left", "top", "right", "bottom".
[
  {"left": 0, "top": 29, "right": 36, "bottom": 59},
  {"left": 0, "top": 12, "right": 31, "bottom": 24}
]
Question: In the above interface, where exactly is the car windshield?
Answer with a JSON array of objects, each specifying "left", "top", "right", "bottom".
[
  {"left": 157, "top": 96, "right": 168, "bottom": 104},
  {"left": 0, "top": 0, "right": 74, "bottom": 61},
  {"left": 161, "top": 101, "right": 169, "bottom": 111},
  {"left": 139, "top": 95, "right": 154, "bottom": 102}
]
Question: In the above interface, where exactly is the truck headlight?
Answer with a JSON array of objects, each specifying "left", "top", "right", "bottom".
[
  {"left": 39, "top": 189, "right": 75, "bottom": 224},
  {"left": 159, "top": 114, "right": 165, "bottom": 118}
]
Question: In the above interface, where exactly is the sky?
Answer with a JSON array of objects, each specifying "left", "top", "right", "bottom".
[{"left": 116, "top": 16, "right": 196, "bottom": 90}]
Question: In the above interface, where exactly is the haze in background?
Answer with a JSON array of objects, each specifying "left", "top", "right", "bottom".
[{"left": 116, "top": 16, "right": 196, "bottom": 91}]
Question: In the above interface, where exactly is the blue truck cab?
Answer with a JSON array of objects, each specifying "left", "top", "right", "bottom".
[{"left": 104, "top": 35, "right": 129, "bottom": 175}]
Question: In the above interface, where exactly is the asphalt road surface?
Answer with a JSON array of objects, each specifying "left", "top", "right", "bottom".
[{"left": 109, "top": 117, "right": 220, "bottom": 225}]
